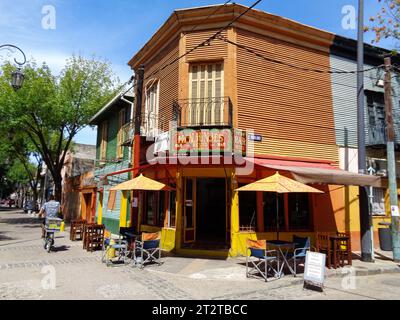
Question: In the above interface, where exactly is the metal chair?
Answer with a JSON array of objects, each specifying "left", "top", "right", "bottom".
[
  {"left": 101, "top": 231, "right": 129, "bottom": 267},
  {"left": 246, "top": 240, "right": 279, "bottom": 282},
  {"left": 287, "top": 235, "right": 311, "bottom": 277},
  {"left": 134, "top": 232, "right": 162, "bottom": 269}
]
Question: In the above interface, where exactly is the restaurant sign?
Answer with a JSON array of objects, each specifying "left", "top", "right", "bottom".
[{"left": 170, "top": 129, "right": 247, "bottom": 155}]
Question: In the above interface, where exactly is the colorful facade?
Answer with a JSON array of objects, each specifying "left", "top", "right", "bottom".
[
  {"left": 90, "top": 91, "right": 134, "bottom": 234},
  {"left": 93, "top": 4, "right": 397, "bottom": 257}
]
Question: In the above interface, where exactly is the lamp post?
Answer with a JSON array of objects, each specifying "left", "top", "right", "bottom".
[{"left": 0, "top": 44, "right": 27, "bottom": 90}]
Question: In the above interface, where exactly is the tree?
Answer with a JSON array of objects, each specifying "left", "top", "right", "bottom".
[
  {"left": 367, "top": 0, "right": 400, "bottom": 45},
  {"left": 0, "top": 56, "right": 119, "bottom": 202}
]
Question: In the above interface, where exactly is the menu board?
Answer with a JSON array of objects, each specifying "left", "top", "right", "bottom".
[{"left": 304, "top": 252, "right": 326, "bottom": 289}]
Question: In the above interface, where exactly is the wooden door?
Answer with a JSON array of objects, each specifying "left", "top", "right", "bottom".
[{"left": 184, "top": 178, "right": 196, "bottom": 243}]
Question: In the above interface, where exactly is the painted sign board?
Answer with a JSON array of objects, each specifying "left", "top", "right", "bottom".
[
  {"left": 304, "top": 251, "right": 326, "bottom": 290},
  {"left": 170, "top": 129, "right": 247, "bottom": 155}
]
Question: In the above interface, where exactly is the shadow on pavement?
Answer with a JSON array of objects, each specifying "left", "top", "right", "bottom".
[
  {"left": 0, "top": 217, "right": 41, "bottom": 225},
  {"left": 0, "top": 232, "right": 15, "bottom": 241},
  {"left": 52, "top": 245, "right": 70, "bottom": 253}
]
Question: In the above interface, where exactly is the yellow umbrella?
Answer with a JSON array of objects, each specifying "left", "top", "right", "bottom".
[
  {"left": 110, "top": 174, "right": 174, "bottom": 191},
  {"left": 236, "top": 172, "right": 323, "bottom": 239}
]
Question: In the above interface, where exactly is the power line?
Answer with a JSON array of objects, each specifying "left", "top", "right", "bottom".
[
  {"left": 143, "top": 0, "right": 263, "bottom": 82},
  {"left": 217, "top": 35, "right": 385, "bottom": 75}
]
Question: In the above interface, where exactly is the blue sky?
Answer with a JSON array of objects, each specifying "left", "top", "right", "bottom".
[{"left": 0, "top": 0, "right": 396, "bottom": 146}]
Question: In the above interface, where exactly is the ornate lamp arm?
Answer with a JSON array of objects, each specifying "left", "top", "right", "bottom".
[{"left": 0, "top": 44, "right": 27, "bottom": 66}]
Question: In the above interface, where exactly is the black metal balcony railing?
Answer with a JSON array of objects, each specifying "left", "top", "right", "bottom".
[
  {"left": 173, "top": 97, "right": 233, "bottom": 128},
  {"left": 367, "top": 125, "right": 387, "bottom": 146}
]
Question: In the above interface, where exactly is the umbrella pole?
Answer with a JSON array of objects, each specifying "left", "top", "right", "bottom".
[{"left": 276, "top": 195, "right": 280, "bottom": 241}]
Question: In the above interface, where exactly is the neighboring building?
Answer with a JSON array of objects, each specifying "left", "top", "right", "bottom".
[
  {"left": 330, "top": 37, "right": 400, "bottom": 249},
  {"left": 90, "top": 90, "right": 134, "bottom": 234},
  {"left": 61, "top": 144, "right": 96, "bottom": 222},
  {"left": 94, "top": 4, "right": 390, "bottom": 257}
]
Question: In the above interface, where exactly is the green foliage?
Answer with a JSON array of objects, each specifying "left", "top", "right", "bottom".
[
  {"left": 367, "top": 0, "right": 400, "bottom": 45},
  {"left": 0, "top": 55, "right": 120, "bottom": 200}
]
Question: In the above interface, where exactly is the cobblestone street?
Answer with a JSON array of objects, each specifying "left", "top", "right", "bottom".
[{"left": 1, "top": 209, "right": 400, "bottom": 300}]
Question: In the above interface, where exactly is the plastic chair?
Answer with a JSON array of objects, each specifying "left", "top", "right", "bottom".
[
  {"left": 246, "top": 240, "right": 279, "bottom": 282},
  {"left": 134, "top": 232, "right": 162, "bottom": 269}
]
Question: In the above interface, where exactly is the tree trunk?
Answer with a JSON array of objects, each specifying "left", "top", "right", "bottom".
[{"left": 54, "top": 174, "right": 63, "bottom": 204}]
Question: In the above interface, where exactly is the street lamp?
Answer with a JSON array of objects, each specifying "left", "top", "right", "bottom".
[{"left": 0, "top": 44, "right": 27, "bottom": 90}]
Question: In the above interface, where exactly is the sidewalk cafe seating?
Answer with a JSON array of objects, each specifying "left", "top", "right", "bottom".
[
  {"left": 102, "top": 230, "right": 129, "bottom": 267},
  {"left": 246, "top": 240, "right": 280, "bottom": 282},
  {"left": 119, "top": 227, "right": 138, "bottom": 252},
  {"left": 83, "top": 224, "right": 105, "bottom": 252},
  {"left": 316, "top": 232, "right": 332, "bottom": 269},
  {"left": 70, "top": 219, "right": 86, "bottom": 241},
  {"left": 286, "top": 236, "right": 311, "bottom": 277},
  {"left": 134, "top": 232, "right": 162, "bottom": 269},
  {"left": 334, "top": 232, "right": 352, "bottom": 268}
]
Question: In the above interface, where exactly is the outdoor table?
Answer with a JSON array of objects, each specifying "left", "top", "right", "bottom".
[
  {"left": 267, "top": 240, "right": 297, "bottom": 278},
  {"left": 329, "top": 235, "right": 351, "bottom": 269}
]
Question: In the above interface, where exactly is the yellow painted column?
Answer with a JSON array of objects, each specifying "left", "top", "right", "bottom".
[
  {"left": 230, "top": 171, "right": 240, "bottom": 257},
  {"left": 175, "top": 170, "right": 183, "bottom": 251},
  {"left": 119, "top": 191, "right": 128, "bottom": 228},
  {"left": 97, "top": 193, "right": 103, "bottom": 225}
]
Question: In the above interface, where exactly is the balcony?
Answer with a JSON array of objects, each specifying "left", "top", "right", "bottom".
[
  {"left": 366, "top": 125, "right": 387, "bottom": 147},
  {"left": 173, "top": 97, "right": 233, "bottom": 128}
]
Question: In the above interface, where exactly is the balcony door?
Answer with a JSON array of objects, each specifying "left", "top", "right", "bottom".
[
  {"left": 189, "top": 63, "right": 224, "bottom": 126},
  {"left": 144, "top": 81, "right": 159, "bottom": 137}
]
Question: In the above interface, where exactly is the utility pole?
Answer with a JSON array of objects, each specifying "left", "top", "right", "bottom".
[
  {"left": 384, "top": 57, "right": 400, "bottom": 263},
  {"left": 357, "top": 0, "right": 374, "bottom": 262},
  {"left": 133, "top": 65, "right": 145, "bottom": 176}
]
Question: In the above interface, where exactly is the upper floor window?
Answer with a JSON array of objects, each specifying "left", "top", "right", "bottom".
[
  {"left": 117, "top": 108, "right": 127, "bottom": 159},
  {"left": 189, "top": 63, "right": 224, "bottom": 126},
  {"left": 144, "top": 80, "right": 159, "bottom": 137},
  {"left": 100, "top": 121, "right": 108, "bottom": 161},
  {"left": 366, "top": 90, "right": 385, "bottom": 128}
]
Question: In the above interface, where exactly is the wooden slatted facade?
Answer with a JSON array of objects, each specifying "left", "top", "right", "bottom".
[{"left": 236, "top": 29, "right": 338, "bottom": 162}]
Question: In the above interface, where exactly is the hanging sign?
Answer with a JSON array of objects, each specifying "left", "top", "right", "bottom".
[
  {"left": 391, "top": 206, "right": 400, "bottom": 217},
  {"left": 304, "top": 251, "right": 326, "bottom": 291}
]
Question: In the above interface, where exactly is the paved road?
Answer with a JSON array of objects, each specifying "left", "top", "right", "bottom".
[{"left": 0, "top": 209, "right": 399, "bottom": 300}]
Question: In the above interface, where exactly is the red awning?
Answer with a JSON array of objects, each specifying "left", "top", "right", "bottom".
[{"left": 248, "top": 158, "right": 382, "bottom": 188}]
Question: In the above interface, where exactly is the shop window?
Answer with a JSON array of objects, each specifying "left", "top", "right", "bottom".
[
  {"left": 143, "top": 192, "right": 156, "bottom": 226},
  {"left": 371, "top": 188, "right": 386, "bottom": 216},
  {"left": 142, "top": 191, "right": 173, "bottom": 227},
  {"left": 239, "top": 187, "right": 257, "bottom": 231},
  {"left": 263, "top": 193, "right": 285, "bottom": 231},
  {"left": 288, "top": 194, "right": 311, "bottom": 230}
]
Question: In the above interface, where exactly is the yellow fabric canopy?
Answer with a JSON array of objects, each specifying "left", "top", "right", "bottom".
[
  {"left": 110, "top": 174, "right": 174, "bottom": 191},
  {"left": 236, "top": 172, "right": 324, "bottom": 194}
]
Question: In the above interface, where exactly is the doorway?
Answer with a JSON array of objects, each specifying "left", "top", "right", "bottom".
[{"left": 196, "top": 178, "right": 227, "bottom": 246}]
